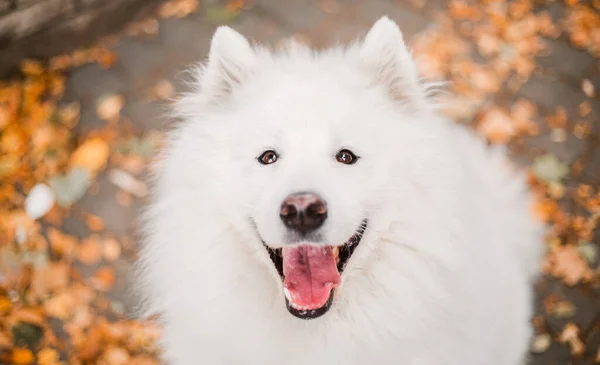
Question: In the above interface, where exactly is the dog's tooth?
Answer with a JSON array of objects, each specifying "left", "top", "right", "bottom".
[
  {"left": 332, "top": 247, "right": 339, "bottom": 257},
  {"left": 283, "top": 287, "right": 292, "bottom": 302}
]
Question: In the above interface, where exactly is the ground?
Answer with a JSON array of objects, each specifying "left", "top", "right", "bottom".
[{"left": 0, "top": 0, "right": 599, "bottom": 364}]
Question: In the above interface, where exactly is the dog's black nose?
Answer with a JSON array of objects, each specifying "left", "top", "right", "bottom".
[{"left": 280, "top": 193, "right": 327, "bottom": 235}]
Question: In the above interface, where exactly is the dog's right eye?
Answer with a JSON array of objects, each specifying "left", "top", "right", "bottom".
[{"left": 258, "top": 150, "right": 279, "bottom": 165}]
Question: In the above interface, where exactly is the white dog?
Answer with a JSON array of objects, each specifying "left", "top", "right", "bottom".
[{"left": 137, "top": 17, "right": 544, "bottom": 365}]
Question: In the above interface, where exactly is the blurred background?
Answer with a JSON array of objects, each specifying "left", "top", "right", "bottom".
[{"left": 0, "top": 0, "right": 599, "bottom": 364}]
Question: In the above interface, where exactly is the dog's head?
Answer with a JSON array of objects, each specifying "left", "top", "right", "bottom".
[{"left": 157, "top": 17, "right": 456, "bottom": 321}]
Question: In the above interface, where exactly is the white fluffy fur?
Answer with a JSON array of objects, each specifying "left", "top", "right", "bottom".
[{"left": 137, "top": 17, "right": 545, "bottom": 365}]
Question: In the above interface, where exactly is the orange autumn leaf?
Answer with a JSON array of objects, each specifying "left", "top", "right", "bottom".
[
  {"left": 543, "top": 245, "right": 595, "bottom": 286},
  {"left": 10, "top": 348, "right": 35, "bottom": 365},
  {"left": 559, "top": 322, "right": 585, "bottom": 355},
  {"left": 511, "top": 99, "right": 538, "bottom": 135},
  {"left": 48, "top": 228, "right": 77, "bottom": 258},
  {"left": 92, "top": 267, "right": 116, "bottom": 292},
  {"left": 11, "top": 307, "right": 46, "bottom": 327},
  {"left": 98, "top": 51, "right": 118, "bottom": 69},
  {"left": 578, "top": 101, "right": 591, "bottom": 117},
  {"left": 101, "top": 346, "right": 131, "bottom": 365},
  {"left": 43, "top": 292, "right": 76, "bottom": 320},
  {"left": 70, "top": 138, "right": 110, "bottom": 175},
  {"left": 531, "top": 196, "right": 559, "bottom": 223},
  {"left": 0, "top": 296, "right": 11, "bottom": 314},
  {"left": 77, "top": 237, "right": 102, "bottom": 265},
  {"left": 85, "top": 214, "right": 105, "bottom": 232},
  {"left": 158, "top": 0, "right": 199, "bottom": 18},
  {"left": 477, "top": 108, "right": 516, "bottom": 144},
  {"left": 37, "top": 347, "right": 60, "bottom": 365},
  {"left": 31, "top": 262, "right": 70, "bottom": 297},
  {"left": 96, "top": 94, "right": 125, "bottom": 122},
  {"left": 20, "top": 60, "right": 44, "bottom": 77},
  {"left": 76, "top": 326, "right": 104, "bottom": 361},
  {"left": 102, "top": 237, "right": 122, "bottom": 262}
]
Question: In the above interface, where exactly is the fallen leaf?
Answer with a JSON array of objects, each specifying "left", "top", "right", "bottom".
[
  {"left": 76, "top": 326, "right": 103, "bottom": 361},
  {"left": 544, "top": 294, "right": 576, "bottom": 318},
  {"left": 582, "top": 79, "right": 595, "bottom": 97},
  {"left": 108, "top": 168, "right": 148, "bottom": 198},
  {"left": 544, "top": 245, "right": 595, "bottom": 285},
  {"left": 70, "top": 138, "right": 110, "bottom": 175},
  {"left": 559, "top": 322, "right": 585, "bottom": 355},
  {"left": 101, "top": 346, "right": 130, "bottom": 365},
  {"left": 78, "top": 237, "right": 101, "bottom": 265},
  {"left": 532, "top": 154, "right": 569, "bottom": 184},
  {"left": 531, "top": 333, "right": 551, "bottom": 353},
  {"left": 31, "top": 262, "right": 70, "bottom": 296},
  {"left": 37, "top": 347, "right": 60, "bottom": 365},
  {"left": 0, "top": 296, "right": 12, "bottom": 314},
  {"left": 91, "top": 267, "right": 115, "bottom": 292},
  {"left": 7, "top": 348, "right": 35, "bottom": 365},
  {"left": 578, "top": 101, "right": 591, "bottom": 117},
  {"left": 477, "top": 108, "right": 515, "bottom": 143},
  {"left": 148, "top": 79, "right": 175, "bottom": 101},
  {"left": 126, "top": 17, "right": 160, "bottom": 38},
  {"left": 159, "top": 0, "right": 199, "bottom": 18},
  {"left": 43, "top": 292, "right": 75, "bottom": 320},
  {"left": 102, "top": 237, "right": 121, "bottom": 262},
  {"left": 573, "top": 121, "right": 591, "bottom": 139},
  {"left": 85, "top": 214, "right": 105, "bottom": 232},
  {"left": 577, "top": 241, "right": 597, "bottom": 264},
  {"left": 49, "top": 168, "right": 91, "bottom": 208},
  {"left": 11, "top": 308, "right": 46, "bottom": 327},
  {"left": 21, "top": 60, "right": 44, "bottom": 77},
  {"left": 96, "top": 94, "right": 125, "bottom": 121},
  {"left": 47, "top": 228, "right": 77, "bottom": 257},
  {"left": 550, "top": 128, "right": 566, "bottom": 143}
]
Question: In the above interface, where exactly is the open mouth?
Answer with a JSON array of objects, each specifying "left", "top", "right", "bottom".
[{"left": 264, "top": 219, "right": 368, "bottom": 320}]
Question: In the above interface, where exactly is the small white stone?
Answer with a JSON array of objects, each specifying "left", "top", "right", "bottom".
[
  {"left": 531, "top": 333, "right": 551, "bottom": 354},
  {"left": 25, "top": 183, "right": 56, "bottom": 220}
]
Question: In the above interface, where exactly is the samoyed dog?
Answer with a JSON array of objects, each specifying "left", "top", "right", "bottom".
[{"left": 138, "top": 17, "right": 544, "bottom": 365}]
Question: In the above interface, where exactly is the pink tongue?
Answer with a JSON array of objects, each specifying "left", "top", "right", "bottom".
[{"left": 282, "top": 245, "right": 340, "bottom": 309}]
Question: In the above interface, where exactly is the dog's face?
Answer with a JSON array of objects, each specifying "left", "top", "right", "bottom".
[{"left": 166, "top": 17, "right": 449, "bottom": 320}]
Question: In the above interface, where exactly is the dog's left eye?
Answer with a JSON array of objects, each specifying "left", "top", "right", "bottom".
[{"left": 336, "top": 149, "right": 359, "bottom": 165}]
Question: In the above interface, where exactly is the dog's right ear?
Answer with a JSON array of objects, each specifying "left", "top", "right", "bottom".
[
  {"left": 202, "top": 26, "right": 257, "bottom": 101},
  {"left": 359, "top": 17, "right": 427, "bottom": 110}
]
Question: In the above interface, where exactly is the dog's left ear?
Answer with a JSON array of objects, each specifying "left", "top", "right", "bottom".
[
  {"left": 360, "top": 17, "right": 426, "bottom": 109},
  {"left": 203, "top": 26, "right": 257, "bottom": 102}
]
